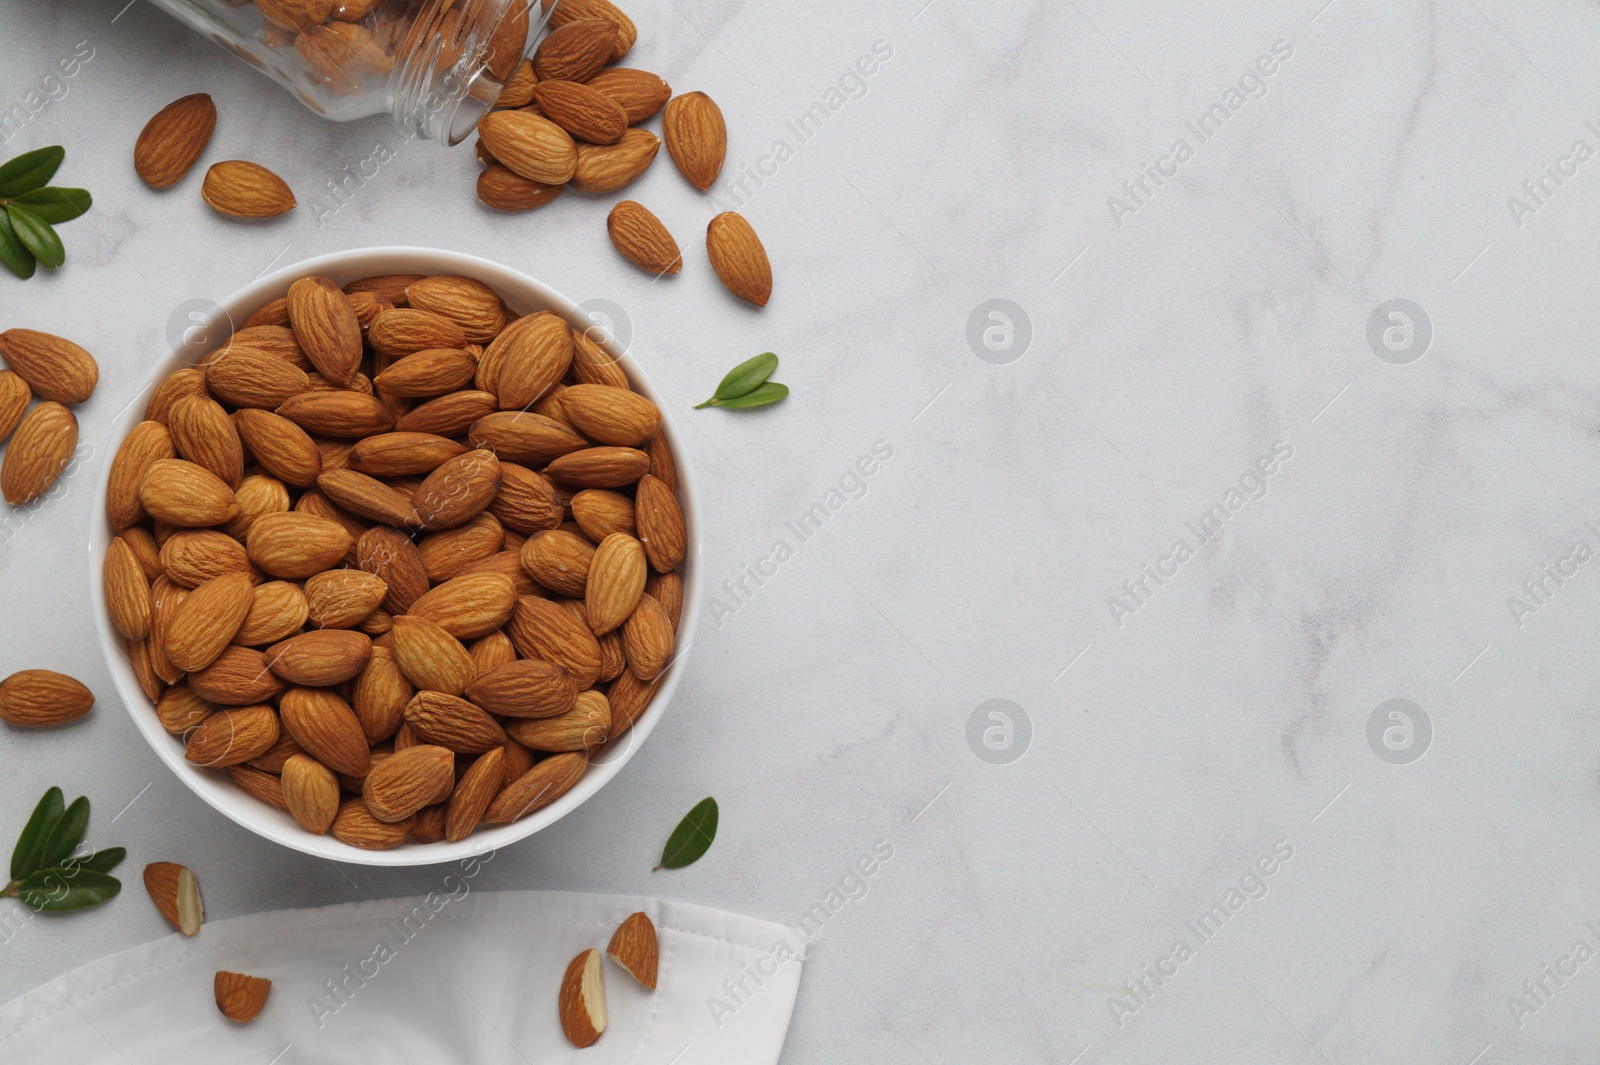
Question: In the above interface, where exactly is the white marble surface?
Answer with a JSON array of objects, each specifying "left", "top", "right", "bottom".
[{"left": 4, "top": 0, "right": 1600, "bottom": 1061}]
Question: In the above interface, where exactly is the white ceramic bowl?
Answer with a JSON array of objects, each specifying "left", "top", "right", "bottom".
[{"left": 89, "top": 247, "right": 701, "bottom": 866}]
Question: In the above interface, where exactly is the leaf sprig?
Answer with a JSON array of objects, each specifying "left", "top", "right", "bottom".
[
  {"left": 695, "top": 353, "right": 788, "bottom": 410},
  {"left": 655, "top": 796, "right": 718, "bottom": 870},
  {"left": 0, "top": 146, "right": 94, "bottom": 280},
  {"left": 3, "top": 787, "right": 124, "bottom": 912}
]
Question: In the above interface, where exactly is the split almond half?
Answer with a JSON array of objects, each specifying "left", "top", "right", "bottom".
[
  {"left": 559, "top": 948, "right": 608, "bottom": 1047},
  {"left": 143, "top": 862, "right": 204, "bottom": 936},
  {"left": 606, "top": 911, "right": 659, "bottom": 989},
  {"left": 215, "top": 970, "right": 271, "bottom": 1023}
]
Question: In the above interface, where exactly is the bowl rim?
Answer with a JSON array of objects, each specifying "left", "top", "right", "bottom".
[{"left": 88, "top": 246, "right": 702, "bottom": 867}]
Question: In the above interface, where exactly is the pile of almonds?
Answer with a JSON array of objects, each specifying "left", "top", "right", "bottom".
[
  {"left": 103, "top": 271, "right": 688, "bottom": 850},
  {"left": 0, "top": 329, "right": 99, "bottom": 506}
]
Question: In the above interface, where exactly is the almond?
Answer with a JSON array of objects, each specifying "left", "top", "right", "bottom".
[
  {"left": 570, "top": 489, "right": 635, "bottom": 540},
  {"left": 281, "top": 753, "right": 340, "bottom": 833},
  {"left": 240, "top": 298, "right": 291, "bottom": 329},
  {"left": 402, "top": 690, "right": 506, "bottom": 753},
  {"left": 483, "top": 312, "right": 573, "bottom": 411},
  {"left": 445, "top": 746, "right": 505, "bottom": 842},
  {"left": 223, "top": 324, "right": 308, "bottom": 366},
  {"left": 469, "top": 629, "right": 519, "bottom": 676},
  {"left": 205, "top": 347, "right": 311, "bottom": 409},
  {"left": 186, "top": 705, "right": 280, "bottom": 767},
  {"left": 411, "top": 572, "right": 517, "bottom": 639},
  {"left": 397, "top": 389, "right": 498, "bottom": 436},
  {"left": 236, "top": 581, "right": 311, "bottom": 646},
  {"left": 279, "top": 686, "right": 369, "bottom": 776},
  {"left": 138, "top": 458, "right": 240, "bottom": 526},
  {"left": 468, "top": 411, "right": 587, "bottom": 465},
  {"left": 389, "top": 615, "right": 477, "bottom": 694},
  {"left": 305, "top": 569, "right": 388, "bottom": 629},
  {"left": 353, "top": 644, "right": 413, "bottom": 743},
  {"left": 296, "top": 487, "right": 367, "bottom": 550},
  {"left": 634, "top": 474, "right": 687, "bottom": 572},
  {"left": 497, "top": 58, "right": 538, "bottom": 108},
  {"left": 413, "top": 448, "right": 502, "bottom": 530},
  {"left": 0, "top": 328, "right": 99, "bottom": 403},
  {"left": 477, "top": 111, "right": 577, "bottom": 185},
  {"left": 462, "top": 548, "right": 541, "bottom": 598},
  {"left": 202, "top": 160, "right": 296, "bottom": 217},
  {"left": 188, "top": 647, "right": 287, "bottom": 705},
  {"left": 317, "top": 468, "right": 420, "bottom": 528},
  {"left": 530, "top": 80, "right": 627, "bottom": 145},
  {"left": 358, "top": 526, "right": 430, "bottom": 614},
  {"left": 368, "top": 308, "right": 468, "bottom": 357},
  {"left": 345, "top": 273, "right": 425, "bottom": 305},
  {"left": 505, "top": 689, "right": 609, "bottom": 752},
  {"left": 373, "top": 348, "right": 477, "bottom": 398},
  {"left": 643, "top": 432, "right": 677, "bottom": 492},
  {"left": 134, "top": 93, "right": 217, "bottom": 188},
  {"left": 215, "top": 971, "right": 271, "bottom": 1024},
  {"left": 587, "top": 68, "right": 671, "bottom": 124},
  {"left": 545, "top": 446, "right": 650, "bottom": 488},
  {"left": 596, "top": 629, "right": 625, "bottom": 682},
  {"left": 0, "top": 670, "right": 93, "bottom": 727},
  {"left": 143, "top": 861, "right": 204, "bottom": 936},
  {"left": 156, "top": 685, "right": 215, "bottom": 734},
  {"left": 707, "top": 211, "right": 773, "bottom": 306},
  {"left": 235, "top": 408, "right": 323, "bottom": 487},
  {"left": 558, "top": 947, "right": 608, "bottom": 1048},
  {"left": 533, "top": 18, "right": 617, "bottom": 82},
  {"left": 570, "top": 327, "right": 628, "bottom": 390},
  {"left": 622, "top": 593, "right": 674, "bottom": 681},
  {"left": 404, "top": 276, "right": 506, "bottom": 343},
  {"left": 0, "top": 371, "right": 30, "bottom": 443},
  {"left": 572, "top": 129, "right": 660, "bottom": 193},
  {"left": 467, "top": 658, "right": 578, "bottom": 719},
  {"left": 166, "top": 572, "right": 255, "bottom": 672},
  {"left": 519, "top": 529, "right": 595, "bottom": 597},
  {"left": 484, "top": 750, "right": 587, "bottom": 824},
  {"left": 349, "top": 431, "right": 466, "bottom": 476},
  {"left": 1, "top": 401, "right": 77, "bottom": 505},
  {"left": 159, "top": 528, "right": 255, "bottom": 588},
  {"left": 145, "top": 368, "right": 208, "bottom": 424},
  {"left": 287, "top": 276, "right": 363, "bottom": 386},
  {"left": 489, "top": 462, "right": 565, "bottom": 534},
  {"left": 256, "top": 0, "right": 332, "bottom": 31},
  {"left": 276, "top": 389, "right": 397, "bottom": 439},
  {"left": 346, "top": 290, "right": 393, "bottom": 329},
  {"left": 148, "top": 576, "right": 189, "bottom": 685},
  {"left": 266, "top": 629, "right": 373, "bottom": 686},
  {"left": 331, "top": 796, "right": 409, "bottom": 849},
  {"left": 664, "top": 91, "right": 727, "bottom": 192},
  {"left": 502, "top": 736, "right": 536, "bottom": 783},
  {"left": 561, "top": 384, "right": 662, "bottom": 447},
  {"left": 606, "top": 667, "right": 662, "bottom": 741},
  {"left": 606, "top": 912, "right": 659, "bottom": 989},
  {"left": 476, "top": 165, "right": 566, "bottom": 212},
  {"left": 107, "top": 422, "right": 176, "bottom": 529},
  {"left": 129, "top": 639, "right": 164, "bottom": 702},
  {"left": 363, "top": 743, "right": 455, "bottom": 821},
  {"left": 105, "top": 536, "right": 154, "bottom": 640},
  {"left": 246, "top": 730, "right": 305, "bottom": 772},
  {"left": 247, "top": 511, "right": 353, "bottom": 578},
  {"left": 168, "top": 395, "right": 244, "bottom": 488},
  {"left": 605, "top": 201, "right": 682, "bottom": 276},
  {"left": 544, "top": 0, "right": 635, "bottom": 60},
  {"left": 419, "top": 513, "right": 504, "bottom": 581},
  {"left": 227, "top": 764, "right": 289, "bottom": 811},
  {"left": 122, "top": 525, "right": 165, "bottom": 581},
  {"left": 508, "top": 596, "right": 601, "bottom": 688}
]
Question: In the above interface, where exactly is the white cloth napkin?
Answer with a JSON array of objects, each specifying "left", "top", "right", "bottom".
[{"left": 0, "top": 887, "right": 805, "bottom": 1064}]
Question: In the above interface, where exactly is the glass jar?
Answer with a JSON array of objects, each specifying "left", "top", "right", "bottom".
[{"left": 143, "top": 0, "right": 555, "bottom": 144}]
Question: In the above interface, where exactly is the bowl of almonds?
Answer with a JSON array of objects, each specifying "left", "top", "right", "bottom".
[{"left": 90, "top": 246, "right": 699, "bottom": 865}]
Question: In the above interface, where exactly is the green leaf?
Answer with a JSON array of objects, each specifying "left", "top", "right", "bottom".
[
  {"left": 11, "top": 187, "right": 92, "bottom": 223},
  {"left": 655, "top": 796, "right": 718, "bottom": 870},
  {"left": 0, "top": 210, "right": 36, "bottom": 280},
  {"left": 15, "top": 868, "right": 121, "bottom": 912},
  {"left": 10, "top": 788, "right": 64, "bottom": 881},
  {"left": 695, "top": 353, "right": 777, "bottom": 408},
  {"left": 713, "top": 382, "right": 788, "bottom": 409},
  {"left": 76, "top": 847, "right": 126, "bottom": 875},
  {"left": 6, "top": 205, "right": 62, "bottom": 269},
  {"left": 36, "top": 796, "right": 89, "bottom": 872},
  {"left": 0, "top": 146, "right": 65, "bottom": 198}
]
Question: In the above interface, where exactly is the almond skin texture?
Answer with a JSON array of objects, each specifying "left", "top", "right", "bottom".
[
  {"left": 135, "top": 93, "right": 217, "bottom": 188},
  {"left": 105, "top": 536, "right": 154, "bottom": 640},
  {"left": 166, "top": 572, "right": 255, "bottom": 672},
  {"left": 288, "top": 276, "right": 363, "bottom": 386},
  {"left": 143, "top": 861, "right": 205, "bottom": 936},
  {"left": 168, "top": 395, "right": 245, "bottom": 488},
  {"left": 205, "top": 348, "right": 311, "bottom": 409},
  {"left": 446, "top": 746, "right": 505, "bottom": 842},
  {"left": 281, "top": 753, "right": 340, "bottom": 833},
  {"left": 185, "top": 705, "right": 280, "bottom": 767},
  {"left": 0, "top": 328, "right": 99, "bottom": 403},
  {"left": 276, "top": 390, "right": 397, "bottom": 440},
  {"left": 353, "top": 645, "right": 413, "bottom": 743},
  {"left": 138, "top": 458, "right": 239, "bottom": 527},
  {"left": 215, "top": 971, "right": 272, "bottom": 1024},
  {"left": 0, "top": 670, "right": 94, "bottom": 727},
  {"left": 607, "top": 912, "right": 659, "bottom": 989},
  {"left": 402, "top": 690, "right": 507, "bottom": 753},
  {"left": 266, "top": 630, "right": 372, "bottom": 686},
  {"left": 476, "top": 165, "right": 566, "bottom": 212},
  {"left": 404, "top": 276, "right": 506, "bottom": 343},
  {"left": 413, "top": 449, "right": 503, "bottom": 531},
  {"left": 389, "top": 615, "right": 477, "bottom": 695},
  {"left": 228, "top": 764, "right": 289, "bottom": 811},
  {"left": 520, "top": 529, "right": 595, "bottom": 597},
  {"left": 468, "top": 411, "right": 587, "bottom": 465},
  {"left": 606, "top": 201, "right": 682, "bottom": 276},
  {"left": 0, "top": 371, "right": 32, "bottom": 443},
  {"left": 622, "top": 593, "right": 674, "bottom": 681},
  {"left": 398, "top": 390, "right": 499, "bottom": 437},
  {"left": 202, "top": 160, "right": 296, "bottom": 218},
  {"left": 317, "top": 468, "right": 421, "bottom": 528},
  {"left": 368, "top": 308, "right": 468, "bottom": 358},
  {"left": 478, "top": 111, "right": 578, "bottom": 185},
  {"left": 489, "top": 463, "right": 565, "bottom": 534},
  {"left": 331, "top": 797, "right": 409, "bottom": 849},
  {"left": 235, "top": 408, "right": 322, "bottom": 487},
  {"left": 279, "top": 687, "right": 369, "bottom": 777},
  {"left": 373, "top": 348, "right": 478, "bottom": 398},
  {"left": 188, "top": 647, "right": 287, "bottom": 706},
  {"left": 358, "top": 526, "right": 431, "bottom": 614},
  {"left": 1, "top": 401, "right": 77, "bottom": 505},
  {"left": 664, "top": 91, "right": 727, "bottom": 191},
  {"left": 236, "top": 581, "right": 311, "bottom": 646},
  {"left": 606, "top": 668, "right": 662, "bottom": 741},
  {"left": 363, "top": 743, "right": 456, "bottom": 821},
  {"left": 561, "top": 384, "right": 662, "bottom": 446},
  {"left": 588, "top": 68, "right": 671, "bottom": 124},
  {"left": 508, "top": 596, "right": 601, "bottom": 689},
  {"left": 467, "top": 658, "right": 578, "bottom": 719},
  {"left": 572, "top": 129, "right": 660, "bottom": 193},
  {"left": 634, "top": 474, "right": 687, "bottom": 572},
  {"left": 505, "top": 689, "right": 609, "bottom": 752},
  {"left": 247, "top": 511, "right": 353, "bottom": 578},
  {"left": 484, "top": 751, "right": 587, "bottom": 824},
  {"left": 485, "top": 312, "right": 573, "bottom": 411},
  {"left": 533, "top": 19, "right": 617, "bottom": 82},
  {"left": 571, "top": 489, "right": 635, "bottom": 540},
  {"left": 544, "top": 0, "right": 636, "bottom": 60},
  {"left": 419, "top": 513, "right": 504, "bottom": 581},
  {"left": 350, "top": 432, "right": 467, "bottom": 476},
  {"left": 545, "top": 447, "right": 651, "bottom": 489},
  {"left": 530, "top": 80, "right": 628, "bottom": 145},
  {"left": 558, "top": 947, "right": 608, "bottom": 1048},
  {"left": 707, "top": 212, "right": 773, "bottom": 306},
  {"left": 410, "top": 572, "right": 517, "bottom": 639},
  {"left": 305, "top": 569, "right": 388, "bottom": 629}
]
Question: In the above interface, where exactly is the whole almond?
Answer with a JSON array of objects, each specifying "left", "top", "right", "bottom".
[
  {"left": 143, "top": 861, "right": 205, "bottom": 936},
  {"left": 279, "top": 686, "right": 369, "bottom": 776},
  {"left": 389, "top": 615, "right": 476, "bottom": 694},
  {"left": 519, "top": 529, "right": 595, "bottom": 597},
  {"left": 349, "top": 432, "right": 467, "bottom": 476},
  {"left": 505, "top": 689, "right": 609, "bottom": 752},
  {"left": 404, "top": 276, "right": 505, "bottom": 343},
  {"left": 412, "top": 448, "right": 502, "bottom": 531},
  {"left": 145, "top": 368, "right": 208, "bottom": 424},
  {"left": 411, "top": 572, "right": 517, "bottom": 639},
  {"left": 476, "top": 165, "right": 566, "bottom": 212},
  {"left": 707, "top": 212, "right": 773, "bottom": 306},
  {"left": 317, "top": 468, "right": 420, "bottom": 528},
  {"left": 545, "top": 446, "right": 650, "bottom": 489},
  {"left": 607, "top": 667, "right": 662, "bottom": 741},
  {"left": 287, "top": 276, "right": 363, "bottom": 386},
  {"left": 484, "top": 312, "right": 573, "bottom": 411},
  {"left": 246, "top": 730, "right": 305, "bottom": 773},
  {"left": 544, "top": 0, "right": 636, "bottom": 60},
  {"left": 159, "top": 529, "right": 255, "bottom": 588},
  {"left": 0, "top": 328, "right": 99, "bottom": 403},
  {"left": 235, "top": 408, "right": 323, "bottom": 487},
  {"left": 664, "top": 92, "right": 727, "bottom": 192},
  {"left": 138, "top": 458, "right": 239, "bottom": 526},
  {"left": 247, "top": 511, "right": 353, "bottom": 578},
  {"left": 0, "top": 670, "right": 93, "bottom": 727},
  {"left": 205, "top": 348, "right": 311, "bottom": 409},
  {"left": 533, "top": 19, "right": 617, "bottom": 82},
  {"left": 168, "top": 395, "right": 245, "bottom": 488},
  {"left": 634, "top": 474, "right": 687, "bottom": 572},
  {"left": 508, "top": 596, "right": 601, "bottom": 688},
  {"left": 477, "top": 111, "right": 578, "bottom": 185},
  {"left": 166, "top": 572, "right": 255, "bottom": 672},
  {"left": 276, "top": 390, "right": 397, "bottom": 438},
  {"left": 586, "top": 533, "right": 647, "bottom": 634},
  {"left": 570, "top": 328, "right": 628, "bottom": 390},
  {"left": 469, "top": 629, "right": 518, "bottom": 676},
  {"left": 331, "top": 796, "right": 409, "bottom": 849},
  {"left": 368, "top": 308, "right": 468, "bottom": 358},
  {"left": 572, "top": 129, "right": 660, "bottom": 193},
  {"left": 1, "top": 401, "right": 77, "bottom": 505},
  {"left": 605, "top": 201, "right": 681, "bottom": 276},
  {"left": 402, "top": 690, "right": 506, "bottom": 753},
  {"left": 296, "top": 487, "right": 367, "bottom": 549},
  {"left": 419, "top": 513, "right": 504, "bottom": 581},
  {"left": 467, "top": 658, "right": 578, "bottom": 719},
  {"left": 587, "top": 68, "right": 671, "bottom": 124},
  {"left": 644, "top": 432, "right": 677, "bottom": 492},
  {"left": 346, "top": 273, "right": 424, "bottom": 304},
  {"left": 597, "top": 629, "right": 626, "bottom": 682},
  {"left": 570, "top": 489, "right": 635, "bottom": 541},
  {"left": 363, "top": 743, "right": 456, "bottom": 821},
  {"left": 484, "top": 750, "right": 587, "bottom": 824},
  {"left": 240, "top": 298, "right": 291, "bottom": 328},
  {"left": 214, "top": 971, "right": 272, "bottom": 1024},
  {"left": 236, "top": 581, "right": 311, "bottom": 646},
  {"left": 468, "top": 411, "right": 587, "bottom": 465},
  {"left": 531, "top": 80, "right": 628, "bottom": 145},
  {"left": 156, "top": 685, "right": 215, "bottom": 734},
  {"left": 266, "top": 629, "right": 372, "bottom": 686},
  {"left": 0, "top": 370, "right": 30, "bottom": 443},
  {"left": 445, "top": 746, "right": 505, "bottom": 842},
  {"left": 202, "top": 160, "right": 296, "bottom": 218},
  {"left": 358, "top": 526, "right": 430, "bottom": 614},
  {"left": 497, "top": 58, "right": 538, "bottom": 108},
  {"left": 148, "top": 576, "right": 188, "bottom": 685},
  {"left": 489, "top": 462, "right": 564, "bottom": 534},
  {"left": 135, "top": 93, "right": 217, "bottom": 188},
  {"left": 186, "top": 705, "right": 280, "bottom": 767},
  {"left": 189, "top": 646, "right": 287, "bottom": 705},
  {"left": 281, "top": 753, "right": 341, "bottom": 833},
  {"left": 228, "top": 764, "right": 289, "bottom": 811},
  {"left": 105, "top": 536, "right": 154, "bottom": 640},
  {"left": 353, "top": 644, "right": 413, "bottom": 743},
  {"left": 561, "top": 384, "right": 662, "bottom": 446},
  {"left": 220, "top": 324, "right": 308, "bottom": 366},
  {"left": 305, "top": 569, "right": 388, "bottom": 629},
  {"left": 373, "top": 348, "right": 477, "bottom": 398},
  {"left": 397, "top": 390, "right": 498, "bottom": 436},
  {"left": 622, "top": 593, "right": 674, "bottom": 681}
]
